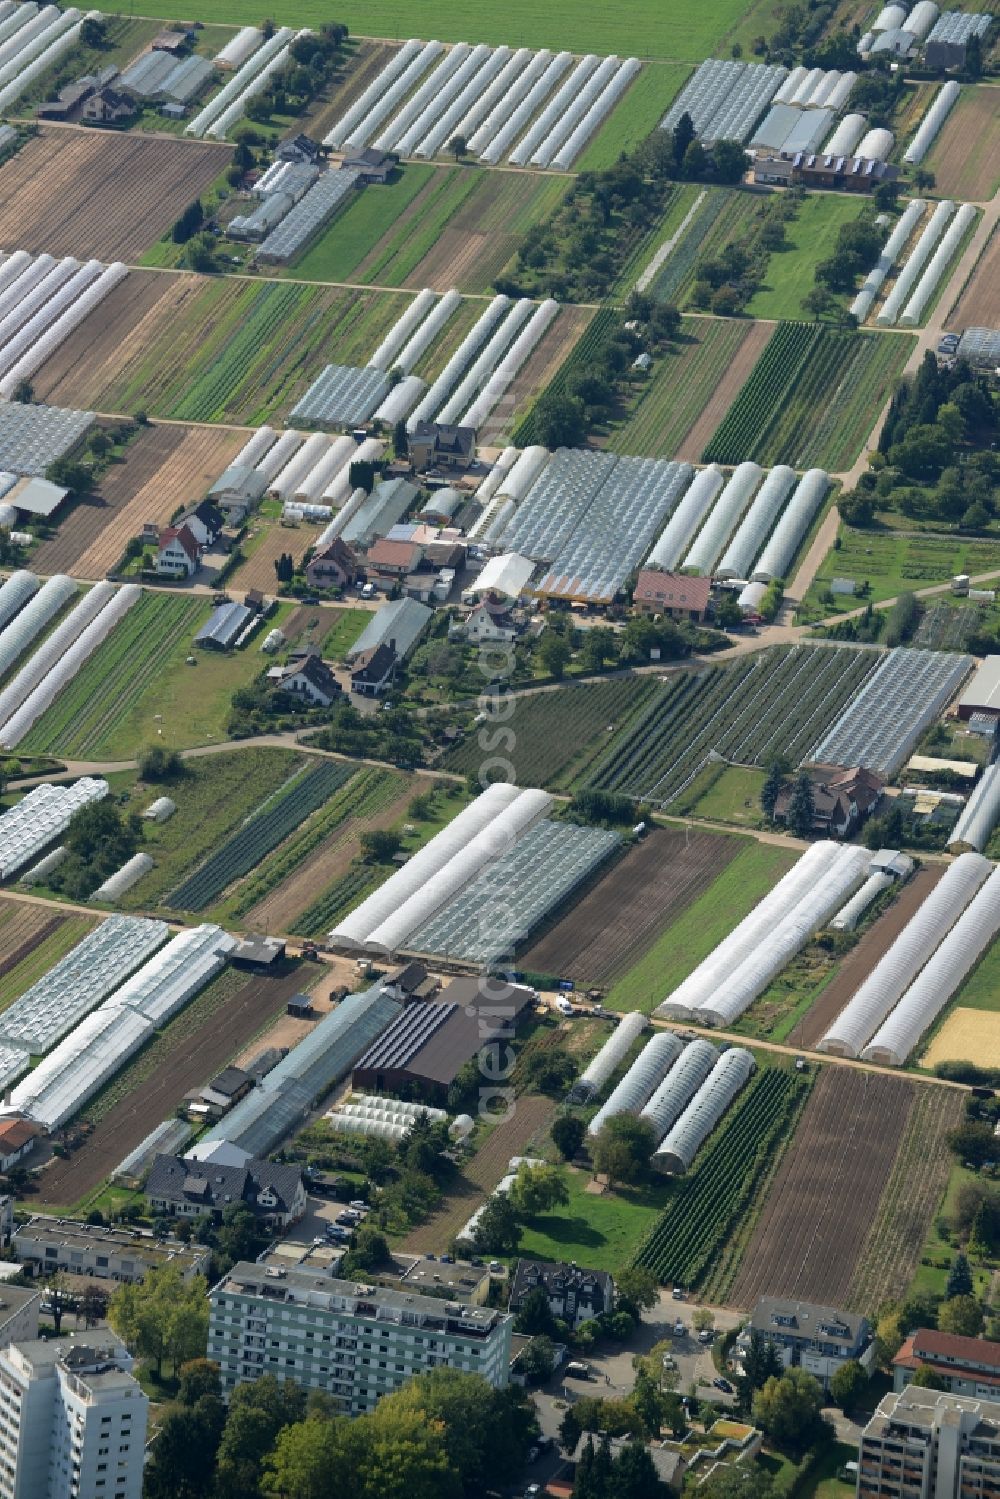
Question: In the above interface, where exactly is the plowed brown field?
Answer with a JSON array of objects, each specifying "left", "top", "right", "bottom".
[
  {"left": 786, "top": 868, "right": 943, "bottom": 1050},
  {"left": 950, "top": 225, "right": 1000, "bottom": 330},
  {"left": 521, "top": 828, "right": 741, "bottom": 986},
  {"left": 32, "top": 423, "right": 242, "bottom": 578},
  {"left": 728, "top": 1066, "right": 915, "bottom": 1308},
  {"left": 0, "top": 130, "right": 229, "bottom": 260}
]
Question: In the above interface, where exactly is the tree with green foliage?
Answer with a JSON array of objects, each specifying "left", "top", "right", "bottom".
[
  {"left": 947, "top": 1251, "right": 974, "bottom": 1300},
  {"left": 108, "top": 1266, "right": 208, "bottom": 1378},
  {"left": 752, "top": 1369, "right": 826, "bottom": 1452},
  {"left": 532, "top": 389, "right": 587, "bottom": 448},
  {"left": 938, "top": 1295, "right": 984, "bottom": 1338},
  {"left": 787, "top": 772, "right": 816, "bottom": 838},
  {"left": 472, "top": 1192, "right": 521, "bottom": 1255},
  {"left": 514, "top": 1285, "right": 558, "bottom": 1337},
  {"left": 172, "top": 199, "right": 204, "bottom": 244},
  {"left": 948, "top": 1122, "right": 997, "bottom": 1167},
  {"left": 551, "top": 1113, "right": 586, "bottom": 1161},
  {"left": 393, "top": 419, "right": 409, "bottom": 459},
  {"left": 712, "top": 139, "right": 748, "bottom": 183},
  {"left": 738, "top": 1329, "right": 783, "bottom": 1408},
  {"left": 508, "top": 1161, "right": 569, "bottom": 1216},
  {"left": 519, "top": 1047, "right": 576, "bottom": 1095},
  {"left": 761, "top": 761, "right": 787, "bottom": 820},
  {"left": 519, "top": 1334, "right": 556, "bottom": 1386},
  {"left": 143, "top": 1393, "right": 226, "bottom": 1499},
  {"left": 79, "top": 14, "right": 106, "bottom": 45},
  {"left": 830, "top": 1359, "right": 868, "bottom": 1412},
  {"left": 616, "top": 1266, "right": 659, "bottom": 1316},
  {"left": 139, "top": 744, "right": 184, "bottom": 781},
  {"left": 360, "top": 829, "right": 403, "bottom": 862},
  {"left": 539, "top": 631, "right": 572, "bottom": 680},
  {"left": 217, "top": 1376, "right": 308, "bottom": 1499},
  {"left": 672, "top": 111, "right": 695, "bottom": 171},
  {"left": 591, "top": 1113, "right": 656, "bottom": 1190},
  {"left": 911, "top": 1366, "right": 948, "bottom": 1390}
]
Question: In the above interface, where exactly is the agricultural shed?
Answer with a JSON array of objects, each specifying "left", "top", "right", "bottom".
[
  {"left": 907, "top": 755, "right": 977, "bottom": 779},
  {"left": 0, "top": 401, "right": 92, "bottom": 475},
  {"left": 345, "top": 595, "right": 432, "bottom": 661},
  {"left": 208, "top": 462, "right": 269, "bottom": 512},
  {"left": 957, "top": 328, "right": 1000, "bottom": 374},
  {"left": 196, "top": 984, "right": 403, "bottom": 1158},
  {"left": 194, "top": 601, "right": 252, "bottom": 650},
  {"left": 469, "top": 552, "right": 535, "bottom": 598},
  {"left": 352, "top": 975, "right": 535, "bottom": 1100},
  {"left": 231, "top": 933, "right": 286, "bottom": 968},
  {"left": 956, "top": 656, "right": 1000, "bottom": 718},
  {"left": 291, "top": 364, "right": 391, "bottom": 428},
  {"left": 257, "top": 167, "right": 361, "bottom": 263},
  {"left": 4, "top": 475, "right": 66, "bottom": 517},
  {"left": 340, "top": 477, "right": 418, "bottom": 548},
  {"left": 751, "top": 104, "right": 834, "bottom": 155}
]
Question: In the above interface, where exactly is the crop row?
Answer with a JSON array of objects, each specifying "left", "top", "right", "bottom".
[
  {"left": 442, "top": 675, "right": 655, "bottom": 787},
  {"left": 703, "top": 321, "right": 821, "bottom": 464},
  {"left": 229, "top": 765, "right": 400, "bottom": 919},
  {"left": 511, "top": 305, "right": 619, "bottom": 446},
  {"left": 586, "top": 645, "right": 872, "bottom": 803},
  {"left": 19, "top": 593, "right": 202, "bottom": 758},
  {"left": 292, "top": 865, "right": 381, "bottom": 938},
  {"left": 171, "top": 283, "right": 312, "bottom": 423},
  {"left": 607, "top": 317, "right": 750, "bottom": 458},
  {"left": 167, "top": 760, "right": 355, "bottom": 912},
  {"left": 634, "top": 1068, "right": 806, "bottom": 1286},
  {"left": 649, "top": 189, "right": 741, "bottom": 306}
]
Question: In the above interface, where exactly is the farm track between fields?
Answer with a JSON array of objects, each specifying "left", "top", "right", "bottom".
[
  {"left": 36, "top": 967, "right": 314, "bottom": 1205},
  {"left": 32, "top": 424, "right": 242, "bottom": 578},
  {"left": 521, "top": 828, "right": 740, "bottom": 985},
  {"left": 0, "top": 129, "right": 229, "bottom": 260},
  {"left": 727, "top": 1067, "right": 914, "bottom": 1308},
  {"left": 785, "top": 868, "right": 944, "bottom": 1050}
]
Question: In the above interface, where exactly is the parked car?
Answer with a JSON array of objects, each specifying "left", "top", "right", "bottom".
[
  {"left": 565, "top": 1361, "right": 593, "bottom": 1380},
  {"left": 671, "top": 1286, "right": 685, "bottom": 1300},
  {"left": 555, "top": 997, "right": 575, "bottom": 1016},
  {"left": 349, "top": 1199, "right": 368, "bottom": 1211},
  {"left": 714, "top": 1377, "right": 734, "bottom": 1394},
  {"left": 673, "top": 1320, "right": 685, "bottom": 1336}
]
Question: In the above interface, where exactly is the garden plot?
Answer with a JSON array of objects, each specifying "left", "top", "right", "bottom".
[
  {"left": 704, "top": 321, "right": 914, "bottom": 471},
  {"left": 587, "top": 644, "right": 877, "bottom": 806},
  {"left": 321, "top": 36, "right": 641, "bottom": 171},
  {"left": 0, "top": 129, "right": 229, "bottom": 260}
]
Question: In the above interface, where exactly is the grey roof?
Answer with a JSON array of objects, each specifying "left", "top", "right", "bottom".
[
  {"left": 870, "top": 26, "right": 916, "bottom": 51},
  {"left": 194, "top": 601, "right": 252, "bottom": 647},
  {"left": 345, "top": 594, "right": 432, "bottom": 661},
  {"left": 291, "top": 364, "right": 391, "bottom": 428},
  {"left": 752, "top": 103, "right": 833, "bottom": 154},
  {"left": 120, "top": 48, "right": 213, "bottom": 101},
  {"left": 0, "top": 403, "right": 93, "bottom": 476},
  {"left": 661, "top": 58, "right": 787, "bottom": 144},
  {"left": 510, "top": 1257, "right": 614, "bottom": 1308},
  {"left": 751, "top": 1295, "right": 868, "bottom": 1347},
  {"left": 145, "top": 1152, "right": 303, "bottom": 1214},
  {"left": 958, "top": 327, "right": 1000, "bottom": 369},
  {"left": 341, "top": 477, "right": 418, "bottom": 547},
  {"left": 208, "top": 463, "right": 269, "bottom": 503},
  {"left": 927, "top": 11, "right": 992, "bottom": 43},
  {"left": 258, "top": 167, "right": 360, "bottom": 263},
  {"left": 199, "top": 985, "right": 402, "bottom": 1158}
]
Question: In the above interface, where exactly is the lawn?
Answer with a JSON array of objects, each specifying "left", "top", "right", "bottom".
[
  {"left": 945, "top": 937, "right": 1000, "bottom": 1011},
  {"left": 606, "top": 839, "right": 798, "bottom": 1013},
  {"left": 288, "top": 165, "right": 439, "bottom": 283},
  {"left": 801, "top": 525, "right": 1000, "bottom": 615},
  {"left": 674, "top": 763, "right": 768, "bottom": 829},
  {"left": 908, "top": 1161, "right": 993, "bottom": 1301},
  {"left": 322, "top": 606, "right": 370, "bottom": 661},
  {"left": 514, "top": 1165, "right": 671, "bottom": 1272},
  {"left": 106, "top": 748, "right": 307, "bottom": 914},
  {"left": 122, "top": 0, "right": 752, "bottom": 61},
  {"left": 574, "top": 64, "right": 690, "bottom": 173},
  {"left": 746, "top": 195, "right": 871, "bottom": 322}
]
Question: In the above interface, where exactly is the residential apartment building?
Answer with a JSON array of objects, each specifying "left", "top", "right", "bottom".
[
  {"left": 0, "top": 1288, "right": 40, "bottom": 1351},
  {"left": 895, "top": 1331, "right": 1000, "bottom": 1398},
  {"left": 208, "top": 1261, "right": 513, "bottom": 1411},
  {"left": 13, "top": 1216, "right": 210, "bottom": 1285},
  {"left": 736, "top": 1298, "right": 872, "bottom": 1390},
  {"left": 858, "top": 1386, "right": 1000, "bottom": 1499},
  {"left": 0, "top": 1337, "right": 148, "bottom": 1499}
]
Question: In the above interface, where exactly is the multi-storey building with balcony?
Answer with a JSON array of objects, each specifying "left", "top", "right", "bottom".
[
  {"left": 0, "top": 1337, "right": 148, "bottom": 1499},
  {"left": 208, "top": 1261, "right": 513, "bottom": 1410},
  {"left": 858, "top": 1387, "right": 1000, "bottom": 1499}
]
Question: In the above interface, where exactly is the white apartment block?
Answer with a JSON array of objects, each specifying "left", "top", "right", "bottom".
[
  {"left": 209, "top": 1261, "right": 513, "bottom": 1412},
  {"left": 0, "top": 1338, "right": 148, "bottom": 1499},
  {"left": 859, "top": 1386, "right": 1000, "bottom": 1499}
]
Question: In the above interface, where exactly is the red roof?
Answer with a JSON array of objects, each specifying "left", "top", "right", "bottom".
[
  {"left": 0, "top": 1119, "right": 37, "bottom": 1150},
  {"left": 159, "top": 524, "right": 200, "bottom": 564},
  {"left": 634, "top": 569, "right": 712, "bottom": 611},
  {"left": 896, "top": 1329, "right": 1000, "bottom": 1374}
]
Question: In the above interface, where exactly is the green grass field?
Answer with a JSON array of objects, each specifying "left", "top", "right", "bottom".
[
  {"left": 322, "top": 607, "right": 370, "bottom": 660},
  {"left": 123, "top": 0, "right": 750, "bottom": 61},
  {"left": 574, "top": 64, "right": 689, "bottom": 172},
  {"left": 802, "top": 525, "right": 1000, "bottom": 614},
  {"left": 288, "top": 166, "right": 438, "bottom": 282},
  {"left": 946, "top": 939, "right": 1000, "bottom": 1012},
  {"left": 514, "top": 1165, "right": 670, "bottom": 1272},
  {"left": 606, "top": 316, "right": 766, "bottom": 457},
  {"left": 606, "top": 839, "right": 798, "bottom": 1012},
  {"left": 675, "top": 763, "right": 768, "bottom": 829},
  {"left": 746, "top": 195, "right": 870, "bottom": 322}
]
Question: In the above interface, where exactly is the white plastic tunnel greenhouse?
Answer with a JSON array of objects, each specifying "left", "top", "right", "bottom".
[
  {"left": 478, "top": 52, "right": 573, "bottom": 163},
  {"left": 862, "top": 865, "right": 1000, "bottom": 1065},
  {"left": 586, "top": 1031, "right": 684, "bottom": 1136},
  {"left": 0, "top": 573, "right": 76, "bottom": 682},
  {"left": 432, "top": 298, "right": 528, "bottom": 425},
  {"left": 818, "top": 850, "right": 993, "bottom": 1057},
  {"left": 751, "top": 469, "right": 830, "bottom": 582},
  {"left": 368, "top": 288, "right": 439, "bottom": 371},
  {"left": 824, "top": 112, "right": 867, "bottom": 156},
  {"left": 414, "top": 46, "right": 511, "bottom": 158},
  {"left": 682, "top": 462, "right": 762, "bottom": 576},
  {"left": 653, "top": 1047, "right": 756, "bottom": 1174},
  {"left": 856, "top": 126, "right": 894, "bottom": 161},
  {"left": 850, "top": 199, "right": 926, "bottom": 323},
  {"left": 0, "top": 569, "right": 38, "bottom": 631},
  {"left": 394, "top": 288, "right": 463, "bottom": 374},
  {"left": 215, "top": 25, "right": 263, "bottom": 68},
  {"left": 321, "top": 38, "right": 429, "bottom": 148},
  {"left": 830, "top": 871, "right": 894, "bottom": 932},
  {"left": 899, "top": 204, "right": 977, "bottom": 327},
  {"left": 948, "top": 761, "right": 1000, "bottom": 852},
  {"left": 339, "top": 41, "right": 444, "bottom": 152},
  {"left": 877, "top": 200, "right": 955, "bottom": 326},
  {"left": 374, "top": 43, "right": 472, "bottom": 152},
  {"left": 569, "top": 1011, "right": 646, "bottom": 1103},
  {"left": 715, "top": 465, "right": 796, "bottom": 580},
  {"left": 646, "top": 465, "right": 724, "bottom": 572},
  {"left": 904, "top": 80, "right": 960, "bottom": 164},
  {"left": 394, "top": 43, "right": 493, "bottom": 158},
  {"left": 639, "top": 1039, "right": 718, "bottom": 1144},
  {"left": 456, "top": 47, "right": 533, "bottom": 142},
  {"left": 458, "top": 300, "right": 559, "bottom": 431},
  {"left": 406, "top": 294, "right": 513, "bottom": 430},
  {"left": 186, "top": 27, "right": 294, "bottom": 137},
  {"left": 508, "top": 54, "right": 600, "bottom": 165}
]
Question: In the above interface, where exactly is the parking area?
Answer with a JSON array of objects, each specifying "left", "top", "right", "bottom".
[{"left": 280, "top": 1194, "right": 368, "bottom": 1248}]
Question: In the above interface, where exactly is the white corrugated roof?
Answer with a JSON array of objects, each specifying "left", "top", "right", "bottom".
[
  {"left": 960, "top": 656, "right": 1000, "bottom": 713},
  {"left": 470, "top": 552, "right": 535, "bottom": 597}
]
